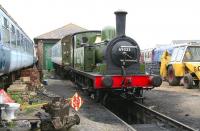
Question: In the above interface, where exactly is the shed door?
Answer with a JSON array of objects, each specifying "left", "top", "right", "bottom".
[{"left": 43, "top": 43, "right": 54, "bottom": 70}]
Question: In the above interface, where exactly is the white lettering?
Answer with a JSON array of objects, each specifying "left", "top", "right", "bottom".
[{"left": 118, "top": 47, "right": 131, "bottom": 52}]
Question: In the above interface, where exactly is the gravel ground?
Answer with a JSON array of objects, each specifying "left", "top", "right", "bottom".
[
  {"left": 45, "top": 79, "right": 134, "bottom": 131},
  {"left": 143, "top": 81, "right": 200, "bottom": 130}
]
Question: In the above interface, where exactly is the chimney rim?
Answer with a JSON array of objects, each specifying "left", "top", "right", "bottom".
[{"left": 114, "top": 10, "right": 128, "bottom": 15}]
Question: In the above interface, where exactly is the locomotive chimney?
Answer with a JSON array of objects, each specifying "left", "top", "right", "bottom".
[{"left": 114, "top": 11, "right": 127, "bottom": 36}]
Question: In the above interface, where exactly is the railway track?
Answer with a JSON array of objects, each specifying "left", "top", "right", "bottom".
[
  {"left": 131, "top": 102, "right": 197, "bottom": 131},
  {"left": 38, "top": 80, "right": 198, "bottom": 131},
  {"left": 103, "top": 94, "right": 198, "bottom": 131},
  {"left": 38, "top": 83, "right": 138, "bottom": 131}
]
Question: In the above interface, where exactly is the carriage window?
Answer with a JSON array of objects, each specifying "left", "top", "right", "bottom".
[
  {"left": 27, "top": 40, "right": 31, "bottom": 54},
  {"left": 26, "top": 39, "right": 29, "bottom": 53},
  {"left": 11, "top": 25, "right": 15, "bottom": 33},
  {"left": 26, "top": 40, "right": 30, "bottom": 53},
  {"left": 2, "top": 17, "right": 10, "bottom": 45},
  {"left": 28, "top": 41, "right": 30, "bottom": 53},
  {"left": 11, "top": 25, "right": 16, "bottom": 48},
  {"left": 16, "top": 30, "right": 20, "bottom": 49},
  {"left": 0, "top": 30, "right": 1, "bottom": 42},
  {"left": 30, "top": 43, "right": 33, "bottom": 54},
  {"left": 3, "top": 17, "right": 8, "bottom": 28},
  {"left": 21, "top": 34, "right": 24, "bottom": 51},
  {"left": 0, "top": 19, "right": 1, "bottom": 42},
  {"left": 24, "top": 38, "right": 27, "bottom": 52}
]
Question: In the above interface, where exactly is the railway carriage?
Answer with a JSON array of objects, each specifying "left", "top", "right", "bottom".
[
  {"left": 0, "top": 5, "right": 35, "bottom": 87},
  {"left": 51, "top": 11, "right": 162, "bottom": 102}
]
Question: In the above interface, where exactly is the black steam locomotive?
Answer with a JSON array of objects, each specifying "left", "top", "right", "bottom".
[{"left": 51, "top": 11, "right": 162, "bottom": 102}]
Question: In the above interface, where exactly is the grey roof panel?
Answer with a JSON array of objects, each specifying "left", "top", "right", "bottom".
[{"left": 34, "top": 23, "right": 87, "bottom": 40}]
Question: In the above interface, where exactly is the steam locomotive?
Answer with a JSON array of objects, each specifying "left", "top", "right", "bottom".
[
  {"left": 51, "top": 11, "right": 162, "bottom": 102},
  {"left": 0, "top": 5, "right": 35, "bottom": 87}
]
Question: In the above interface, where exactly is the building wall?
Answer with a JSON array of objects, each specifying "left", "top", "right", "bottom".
[{"left": 37, "top": 40, "right": 43, "bottom": 70}]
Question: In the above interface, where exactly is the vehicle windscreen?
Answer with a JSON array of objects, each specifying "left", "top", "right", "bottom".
[{"left": 183, "top": 46, "right": 200, "bottom": 62}]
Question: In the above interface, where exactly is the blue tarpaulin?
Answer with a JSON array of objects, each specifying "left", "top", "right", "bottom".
[{"left": 152, "top": 45, "right": 173, "bottom": 62}]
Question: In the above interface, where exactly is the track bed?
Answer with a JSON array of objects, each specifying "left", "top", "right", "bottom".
[
  {"left": 45, "top": 79, "right": 135, "bottom": 131},
  {"left": 143, "top": 82, "right": 200, "bottom": 130}
]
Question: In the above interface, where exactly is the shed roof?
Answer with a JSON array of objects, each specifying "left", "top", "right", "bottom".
[
  {"left": 34, "top": 23, "right": 87, "bottom": 40},
  {"left": 172, "top": 40, "right": 200, "bottom": 44}
]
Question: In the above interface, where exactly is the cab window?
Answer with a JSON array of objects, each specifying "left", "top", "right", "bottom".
[
  {"left": 184, "top": 46, "right": 200, "bottom": 62},
  {"left": 176, "top": 47, "right": 185, "bottom": 62},
  {"left": 73, "top": 31, "right": 101, "bottom": 48},
  {"left": 171, "top": 48, "right": 179, "bottom": 62}
]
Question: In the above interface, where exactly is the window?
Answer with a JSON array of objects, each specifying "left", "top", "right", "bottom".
[
  {"left": 11, "top": 25, "right": 15, "bottom": 33},
  {"left": 3, "top": 17, "right": 8, "bottom": 28},
  {"left": 27, "top": 42, "right": 29, "bottom": 53},
  {"left": 16, "top": 30, "right": 20, "bottom": 49},
  {"left": 11, "top": 25, "right": 16, "bottom": 48},
  {"left": 171, "top": 48, "right": 179, "bottom": 62},
  {"left": 171, "top": 47, "right": 185, "bottom": 62},
  {"left": 2, "top": 17, "right": 10, "bottom": 45},
  {"left": 0, "top": 30, "right": 1, "bottom": 43},
  {"left": 24, "top": 38, "right": 27, "bottom": 52},
  {"left": 176, "top": 47, "right": 185, "bottom": 62},
  {"left": 184, "top": 46, "right": 200, "bottom": 62},
  {"left": 27, "top": 40, "right": 31, "bottom": 53},
  {"left": 21, "top": 34, "right": 24, "bottom": 51},
  {"left": 74, "top": 31, "right": 101, "bottom": 48}
]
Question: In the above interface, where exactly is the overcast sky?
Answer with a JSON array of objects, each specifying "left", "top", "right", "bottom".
[{"left": 1, "top": 0, "right": 200, "bottom": 49}]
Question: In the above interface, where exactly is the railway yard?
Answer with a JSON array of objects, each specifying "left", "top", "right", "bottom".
[
  {"left": 6, "top": 76, "right": 199, "bottom": 131},
  {"left": 46, "top": 78, "right": 200, "bottom": 131},
  {"left": 1, "top": 2, "right": 200, "bottom": 131}
]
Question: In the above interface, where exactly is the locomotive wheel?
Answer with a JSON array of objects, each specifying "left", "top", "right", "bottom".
[
  {"left": 167, "top": 66, "right": 180, "bottom": 86},
  {"left": 183, "top": 74, "right": 193, "bottom": 89}
]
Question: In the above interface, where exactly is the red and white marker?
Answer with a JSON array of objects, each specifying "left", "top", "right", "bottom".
[{"left": 70, "top": 92, "right": 83, "bottom": 111}]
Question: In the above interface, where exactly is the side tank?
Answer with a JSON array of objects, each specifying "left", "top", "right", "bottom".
[
  {"left": 95, "top": 43, "right": 106, "bottom": 64},
  {"left": 101, "top": 26, "right": 116, "bottom": 41},
  {"left": 95, "top": 27, "right": 116, "bottom": 64}
]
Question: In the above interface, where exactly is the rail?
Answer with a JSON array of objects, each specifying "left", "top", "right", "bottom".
[{"left": 133, "top": 102, "right": 197, "bottom": 131}]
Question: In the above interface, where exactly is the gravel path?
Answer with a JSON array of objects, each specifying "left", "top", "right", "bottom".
[{"left": 143, "top": 81, "right": 200, "bottom": 130}]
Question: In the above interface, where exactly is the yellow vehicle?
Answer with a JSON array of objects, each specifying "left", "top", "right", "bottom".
[{"left": 160, "top": 42, "right": 200, "bottom": 88}]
